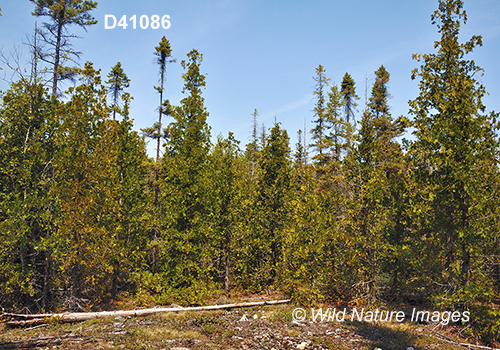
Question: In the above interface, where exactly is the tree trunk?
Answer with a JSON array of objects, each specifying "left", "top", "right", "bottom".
[
  {"left": 52, "top": 11, "right": 64, "bottom": 96},
  {"left": 224, "top": 251, "right": 230, "bottom": 293},
  {"left": 42, "top": 251, "right": 50, "bottom": 313}
]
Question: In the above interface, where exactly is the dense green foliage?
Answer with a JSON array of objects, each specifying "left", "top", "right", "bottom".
[{"left": 1, "top": 0, "right": 499, "bottom": 343}]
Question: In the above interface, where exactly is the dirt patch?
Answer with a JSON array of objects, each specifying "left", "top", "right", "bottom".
[{"left": 0, "top": 304, "right": 492, "bottom": 349}]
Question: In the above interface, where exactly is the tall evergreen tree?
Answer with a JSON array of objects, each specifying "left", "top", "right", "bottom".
[
  {"left": 245, "top": 109, "right": 260, "bottom": 178},
  {"left": 255, "top": 122, "right": 291, "bottom": 286},
  {"left": 343, "top": 65, "right": 406, "bottom": 304},
  {"left": 30, "top": 0, "right": 98, "bottom": 96},
  {"left": 294, "top": 129, "right": 307, "bottom": 167},
  {"left": 207, "top": 133, "right": 241, "bottom": 293},
  {"left": 326, "top": 83, "right": 348, "bottom": 162},
  {"left": 408, "top": 0, "right": 500, "bottom": 319},
  {"left": 367, "top": 65, "right": 391, "bottom": 119},
  {"left": 153, "top": 36, "right": 174, "bottom": 163},
  {"left": 310, "top": 65, "right": 331, "bottom": 165},
  {"left": 140, "top": 37, "right": 175, "bottom": 210},
  {"left": 52, "top": 62, "right": 115, "bottom": 310},
  {"left": 0, "top": 80, "right": 58, "bottom": 312},
  {"left": 341, "top": 72, "right": 359, "bottom": 124},
  {"left": 105, "top": 62, "right": 130, "bottom": 120},
  {"left": 160, "top": 49, "right": 212, "bottom": 299},
  {"left": 107, "top": 93, "right": 149, "bottom": 300}
]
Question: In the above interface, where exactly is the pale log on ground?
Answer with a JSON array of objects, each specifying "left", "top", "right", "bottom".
[{"left": 2, "top": 299, "right": 291, "bottom": 327}]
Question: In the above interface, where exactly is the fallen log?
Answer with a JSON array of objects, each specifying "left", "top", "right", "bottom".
[{"left": 2, "top": 299, "right": 290, "bottom": 327}]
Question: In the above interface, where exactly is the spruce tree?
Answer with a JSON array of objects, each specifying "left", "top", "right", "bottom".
[
  {"left": 325, "top": 83, "right": 348, "bottom": 162},
  {"left": 343, "top": 65, "right": 406, "bottom": 303},
  {"left": 153, "top": 36, "right": 174, "bottom": 162},
  {"left": 160, "top": 49, "right": 212, "bottom": 298},
  {"left": 105, "top": 62, "right": 130, "bottom": 120},
  {"left": 294, "top": 129, "right": 306, "bottom": 167},
  {"left": 409, "top": 0, "right": 500, "bottom": 312},
  {"left": 0, "top": 80, "right": 58, "bottom": 312},
  {"left": 255, "top": 122, "right": 291, "bottom": 286},
  {"left": 341, "top": 72, "right": 359, "bottom": 124},
  {"left": 207, "top": 133, "right": 241, "bottom": 293},
  {"left": 142, "top": 37, "right": 175, "bottom": 209},
  {"left": 310, "top": 65, "right": 331, "bottom": 166},
  {"left": 245, "top": 109, "right": 260, "bottom": 178},
  {"left": 52, "top": 62, "right": 115, "bottom": 309},
  {"left": 367, "top": 65, "right": 391, "bottom": 119},
  {"left": 30, "top": 0, "right": 98, "bottom": 96}
]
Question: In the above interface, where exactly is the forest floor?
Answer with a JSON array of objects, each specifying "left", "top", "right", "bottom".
[{"left": 0, "top": 293, "right": 496, "bottom": 350}]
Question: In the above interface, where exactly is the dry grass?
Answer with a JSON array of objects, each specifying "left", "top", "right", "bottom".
[{"left": 0, "top": 300, "right": 495, "bottom": 350}]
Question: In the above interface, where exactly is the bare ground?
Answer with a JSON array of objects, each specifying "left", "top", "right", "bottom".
[{"left": 0, "top": 298, "right": 495, "bottom": 350}]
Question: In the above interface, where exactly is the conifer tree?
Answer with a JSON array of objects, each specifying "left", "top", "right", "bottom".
[
  {"left": 326, "top": 83, "right": 348, "bottom": 162},
  {"left": 105, "top": 62, "right": 130, "bottom": 120},
  {"left": 255, "top": 122, "right": 291, "bottom": 286},
  {"left": 52, "top": 62, "right": 114, "bottom": 310},
  {"left": 160, "top": 49, "right": 212, "bottom": 298},
  {"left": 0, "top": 80, "right": 58, "bottom": 312},
  {"left": 310, "top": 65, "right": 331, "bottom": 165},
  {"left": 208, "top": 133, "right": 241, "bottom": 293},
  {"left": 30, "top": 0, "right": 98, "bottom": 96},
  {"left": 140, "top": 37, "right": 175, "bottom": 210},
  {"left": 260, "top": 123, "right": 267, "bottom": 149},
  {"left": 294, "top": 129, "right": 306, "bottom": 167},
  {"left": 343, "top": 65, "right": 406, "bottom": 303},
  {"left": 409, "top": 0, "right": 500, "bottom": 307},
  {"left": 245, "top": 109, "right": 260, "bottom": 178},
  {"left": 153, "top": 36, "right": 174, "bottom": 163},
  {"left": 107, "top": 93, "right": 149, "bottom": 300},
  {"left": 368, "top": 65, "right": 391, "bottom": 119},
  {"left": 341, "top": 72, "right": 359, "bottom": 124}
]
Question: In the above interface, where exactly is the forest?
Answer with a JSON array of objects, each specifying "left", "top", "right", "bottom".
[{"left": 1, "top": 0, "right": 500, "bottom": 344}]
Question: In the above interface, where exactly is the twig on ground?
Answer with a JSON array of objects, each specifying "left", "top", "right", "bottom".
[{"left": 428, "top": 328, "right": 500, "bottom": 350}]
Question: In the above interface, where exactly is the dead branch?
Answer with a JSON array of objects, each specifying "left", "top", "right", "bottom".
[{"left": 428, "top": 328, "right": 500, "bottom": 350}]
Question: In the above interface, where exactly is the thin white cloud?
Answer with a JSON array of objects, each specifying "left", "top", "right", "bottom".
[{"left": 261, "top": 93, "right": 312, "bottom": 123}]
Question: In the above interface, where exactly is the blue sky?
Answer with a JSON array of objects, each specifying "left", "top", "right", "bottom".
[{"left": 1, "top": 0, "right": 499, "bottom": 157}]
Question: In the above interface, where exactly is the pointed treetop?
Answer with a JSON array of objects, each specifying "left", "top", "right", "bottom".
[
  {"left": 30, "top": 0, "right": 98, "bottom": 28},
  {"left": 106, "top": 62, "right": 130, "bottom": 89},
  {"left": 180, "top": 49, "right": 206, "bottom": 95},
  {"left": 313, "top": 65, "right": 330, "bottom": 86},
  {"left": 106, "top": 62, "right": 131, "bottom": 120},
  {"left": 341, "top": 72, "right": 359, "bottom": 124},
  {"left": 154, "top": 36, "right": 173, "bottom": 64},
  {"left": 341, "top": 72, "right": 357, "bottom": 97},
  {"left": 368, "top": 65, "right": 391, "bottom": 118}
]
